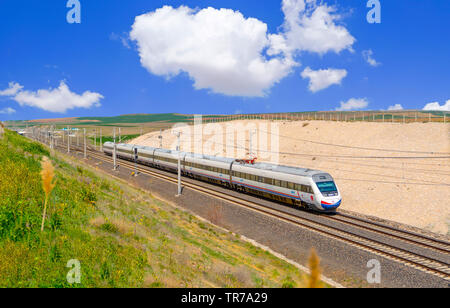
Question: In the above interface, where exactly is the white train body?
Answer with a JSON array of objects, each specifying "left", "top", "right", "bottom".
[{"left": 103, "top": 142, "right": 342, "bottom": 212}]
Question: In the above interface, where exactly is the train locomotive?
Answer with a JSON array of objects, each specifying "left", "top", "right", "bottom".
[{"left": 103, "top": 142, "right": 342, "bottom": 212}]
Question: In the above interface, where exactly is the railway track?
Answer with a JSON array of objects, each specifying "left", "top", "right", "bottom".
[
  {"left": 329, "top": 213, "right": 450, "bottom": 254},
  {"left": 54, "top": 142, "right": 450, "bottom": 282}
]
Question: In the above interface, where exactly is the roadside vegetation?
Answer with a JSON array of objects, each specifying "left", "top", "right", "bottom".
[{"left": 0, "top": 129, "right": 326, "bottom": 288}]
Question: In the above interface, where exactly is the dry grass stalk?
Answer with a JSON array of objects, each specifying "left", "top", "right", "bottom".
[
  {"left": 40, "top": 156, "right": 56, "bottom": 232},
  {"left": 308, "top": 248, "right": 322, "bottom": 288}
]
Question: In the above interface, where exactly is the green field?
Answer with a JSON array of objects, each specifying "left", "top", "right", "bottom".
[
  {"left": 76, "top": 113, "right": 196, "bottom": 126},
  {"left": 0, "top": 129, "right": 323, "bottom": 288}
]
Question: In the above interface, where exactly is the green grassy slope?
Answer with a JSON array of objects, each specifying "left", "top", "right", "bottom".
[
  {"left": 0, "top": 129, "right": 322, "bottom": 288},
  {"left": 77, "top": 113, "right": 194, "bottom": 125}
]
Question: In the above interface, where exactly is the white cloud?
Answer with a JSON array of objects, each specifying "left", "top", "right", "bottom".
[
  {"left": 0, "top": 107, "right": 16, "bottom": 115},
  {"left": 362, "top": 49, "right": 380, "bottom": 67},
  {"left": 8, "top": 81, "right": 103, "bottom": 113},
  {"left": 423, "top": 100, "right": 450, "bottom": 112},
  {"left": 336, "top": 98, "right": 369, "bottom": 111},
  {"left": 301, "top": 67, "right": 347, "bottom": 92},
  {"left": 130, "top": 6, "right": 295, "bottom": 97},
  {"left": 129, "top": 0, "right": 355, "bottom": 97},
  {"left": 280, "top": 0, "right": 356, "bottom": 55},
  {"left": 0, "top": 82, "right": 24, "bottom": 96},
  {"left": 388, "top": 104, "right": 404, "bottom": 111}
]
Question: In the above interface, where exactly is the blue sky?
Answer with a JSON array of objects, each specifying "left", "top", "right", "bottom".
[{"left": 0, "top": 0, "right": 449, "bottom": 120}]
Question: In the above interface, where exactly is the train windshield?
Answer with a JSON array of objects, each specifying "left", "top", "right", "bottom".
[{"left": 316, "top": 181, "right": 337, "bottom": 193}]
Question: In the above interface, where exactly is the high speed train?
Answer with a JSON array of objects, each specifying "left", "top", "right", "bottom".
[{"left": 103, "top": 142, "right": 342, "bottom": 212}]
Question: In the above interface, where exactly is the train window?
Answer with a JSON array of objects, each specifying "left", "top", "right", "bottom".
[
  {"left": 274, "top": 180, "right": 281, "bottom": 187},
  {"left": 288, "top": 182, "right": 294, "bottom": 190},
  {"left": 281, "top": 181, "right": 288, "bottom": 188}
]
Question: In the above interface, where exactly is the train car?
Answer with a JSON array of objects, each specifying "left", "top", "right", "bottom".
[
  {"left": 103, "top": 141, "right": 114, "bottom": 155},
  {"left": 136, "top": 145, "right": 158, "bottom": 166},
  {"left": 184, "top": 153, "right": 234, "bottom": 186},
  {"left": 116, "top": 143, "right": 136, "bottom": 160},
  {"left": 153, "top": 148, "right": 184, "bottom": 171},
  {"left": 103, "top": 142, "right": 341, "bottom": 212}
]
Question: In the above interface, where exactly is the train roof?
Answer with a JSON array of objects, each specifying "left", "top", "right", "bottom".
[
  {"left": 184, "top": 152, "right": 235, "bottom": 164},
  {"left": 236, "top": 161, "right": 323, "bottom": 177}
]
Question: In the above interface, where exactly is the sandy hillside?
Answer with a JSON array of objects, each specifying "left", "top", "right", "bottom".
[{"left": 130, "top": 120, "right": 450, "bottom": 235}]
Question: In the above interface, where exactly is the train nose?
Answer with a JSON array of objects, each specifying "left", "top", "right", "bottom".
[{"left": 320, "top": 199, "right": 341, "bottom": 210}]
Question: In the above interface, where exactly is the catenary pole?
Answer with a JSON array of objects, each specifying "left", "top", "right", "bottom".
[
  {"left": 113, "top": 128, "right": 117, "bottom": 170},
  {"left": 83, "top": 128, "right": 87, "bottom": 159},
  {"left": 175, "top": 132, "right": 182, "bottom": 196}
]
